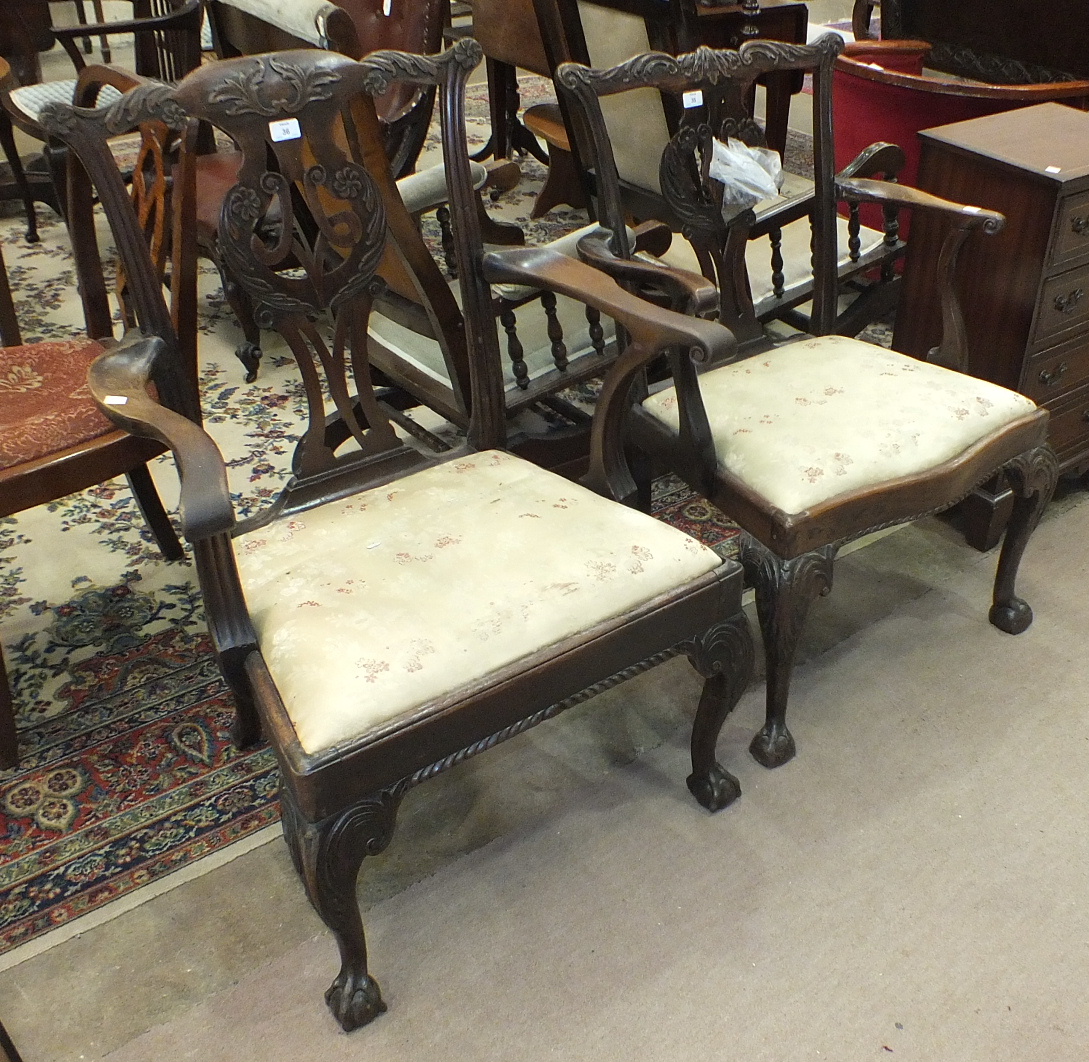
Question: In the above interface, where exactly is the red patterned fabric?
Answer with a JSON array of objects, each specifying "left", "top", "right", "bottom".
[{"left": 0, "top": 337, "right": 113, "bottom": 468}]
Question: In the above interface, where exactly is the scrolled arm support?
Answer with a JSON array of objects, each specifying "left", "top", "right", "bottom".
[{"left": 87, "top": 333, "right": 236, "bottom": 541}]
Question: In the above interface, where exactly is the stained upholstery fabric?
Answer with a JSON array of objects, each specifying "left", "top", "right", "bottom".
[
  {"left": 642, "top": 336, "right": 1038, "bottom": 515},
  {"left": 235, "top": 449, "right": 723, "bottom": 753},
  {"left": 0, "top": 337, "right": 112, "bottom": 467}
]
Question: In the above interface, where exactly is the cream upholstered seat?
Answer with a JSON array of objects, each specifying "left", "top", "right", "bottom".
[
  {"left": 641, "top": 338, "right": 1037, "bottom": 515},
  {"left": 236, "top": 449, "right": 721, "bottom": 753}
]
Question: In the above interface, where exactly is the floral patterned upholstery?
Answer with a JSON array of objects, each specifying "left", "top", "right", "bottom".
[
  {"left": 0, "top": 337, "right": 113, "bottom": 468},
  {"left": 235, "top": 449, "right": 723, "bottom": 753},
  {"left": 641, "top": 336, "right": 1039, "bottom": 515}
]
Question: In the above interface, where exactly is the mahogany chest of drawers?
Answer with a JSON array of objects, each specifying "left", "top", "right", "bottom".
[{"left": 895, "top": 102, "right": 1089, "bottom": 547}]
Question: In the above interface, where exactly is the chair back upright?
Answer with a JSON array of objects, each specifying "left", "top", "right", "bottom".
[
  {"left": 39, "top": 79, "right": 198, "bottom": 421},
  {"left": 558, "top": 36, "right": 844, "bottom": 338}
]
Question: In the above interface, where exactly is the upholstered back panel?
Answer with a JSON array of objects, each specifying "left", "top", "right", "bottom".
[{"left": 576, "top": 2, "right": 670, "bottom": 194}]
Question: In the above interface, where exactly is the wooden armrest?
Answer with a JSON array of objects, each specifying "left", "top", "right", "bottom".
[
  {"left": 73, "top": 64, "right": 146, "bottom": 106},
  {"left": 577, "top": 230, "right": 719, "bottom": 318},
  {"left": 837, "top": 142, "right": 907, "bottom": 181},
  {"left": 88, "top": 333, "right": 236, "bottom": 541},
  {"left": 839, "top": 178, "right": 1004, "bottom": 371},
  {"left": 483, "top": 245, "right": 734, "bottom": 364},
  {"left": 484, "top": 245, "right": 731, "bottom": 500},
  {"left": 837, "top": 176, "right": 1005, "bottom": 232}
]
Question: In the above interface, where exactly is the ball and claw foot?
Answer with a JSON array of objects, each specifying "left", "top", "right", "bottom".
[
  {"left": 989, "top": 597, "right": 1033, "bottom": 635},
  {"left": 687, "top": 763, "right": 742, "bottom": 812},
  {"left": 235, "top": 342, "right": 262, "bottom": 384},
  {"left": 749, "top": 722, "right": 796, "bottom": 769},
  {"left": 325, "top": 971, "right": 387, "bottom": 1032}
]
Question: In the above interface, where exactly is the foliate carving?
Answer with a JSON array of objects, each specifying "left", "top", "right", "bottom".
[
  {"left": 209, "top": 55, "right": 340, "bottom": 117},
  {"left": 360, "top": 38, "right": 481, "bottom": 96},
  {"left": 39, "top": 82, "right": 189, "bottom": 139},
  {"left": 1003, "top": 444, "right": 1059, "bottom": 516},
  {"left": 660, "top": 124, "right": 726, "bottom": 247},
  {"left": 558, "top": 35, "right": 843, "bottom": 96},
  {"left": 928, "top": 41, "right": 1075, "bottom": 86}
]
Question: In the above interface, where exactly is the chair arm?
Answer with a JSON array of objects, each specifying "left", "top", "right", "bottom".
[
  {"left": 837, "top": 142, "right": 907, "bottom": 181},
  {"left": 837, "top": 176, "right": 1005, "bottom": 232},
  {"left": 577, "top": 230, "right": 719, "bottom": 318},
  {"left": 484, "top": 245, "right": 733, "bottom": 500},
  {"left": 484, "top": 243, "right": 734, "bottom": 364},
  {"left": 51, "top": 2, "right": 200, "bottom": 41},
  {"left": 839, "top": 177, "right": 1005, "bottom": 371},
  {"left": 88, "top": 333, "right": 236, "bottom": 541}
]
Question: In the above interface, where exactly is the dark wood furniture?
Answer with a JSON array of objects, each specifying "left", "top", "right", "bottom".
[
  {"left": 852, "top": 0, "right": 1089, "bottom": 85},
  {"left": 0, "top": 0, "right": 203, "bottom": 240},
  {"left": 469, "top": 0, "right": 807, "bottom": 173},
  {"left": 560, "top": 38, "right": 1058, "bottom": 772},
  {"left": 0, "top": 82, "right": 198, "bottom": 768},
  {"left": 548, "top": 28, "right": 906, "bottom": 342},
  {"left": 0, "top": 1018, "right": 24, "bottom": 1062},
  {"left": 59, "top": 40, "right": 755, "bottom": 1031},
  {"left": 895, "top": 103, "right": 1089, "bottom": 548},
  {"left": 833, "top": 40, "right": 1089, "bottom": 245}
]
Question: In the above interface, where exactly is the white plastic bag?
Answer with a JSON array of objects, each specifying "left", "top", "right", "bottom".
[{"left": 707, "top": 137, "right": 784, "bottom": 221}]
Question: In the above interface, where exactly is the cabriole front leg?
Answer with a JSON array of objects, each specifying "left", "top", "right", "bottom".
[
  {"left": 742, "top": 539, "right": 837, "bottom": 769},
  {"left": 281, "top": 783, "right": 406, "bottom": 1032},
  {"left": 989, "top": 445, "right": 1058, "bottom": 634},
  {"left": 684, "top": 611, "right": 756, "bottom": 811}
]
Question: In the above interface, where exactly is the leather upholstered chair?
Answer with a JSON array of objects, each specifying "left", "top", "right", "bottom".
[
  {"left": 0, "top": 88, "right": 198, "bottom": 769},
  {"left": 52, "top": 40, "right": 756, "bottom": 1031},
  {"left": 558, "top": 39, "right": 1059, "bottom": 772}
]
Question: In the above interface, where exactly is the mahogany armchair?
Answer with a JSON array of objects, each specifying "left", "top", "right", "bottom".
[
  {"left": 52, "top": 39, "right": 755, "bottom": 1031},
  {"left": 533, "top": 0, "right": 908, "bottom": 343},
  {"left": 557, "top": 39, "right": 1058, "bottom": 771},
  {"left": 0, "top": 91, "right": 197, "bottom": 768}
]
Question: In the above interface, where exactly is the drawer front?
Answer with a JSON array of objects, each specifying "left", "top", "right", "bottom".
[
  {"left": 1051, "top": 188, "right": 1089, "bottom": 269},
  {"left": 1045, "top": 382, "right": 1089, "bottom": 460},
  {"left": 1033, "top": 262, "right": 1089, "bottom": 346},
  {"left": 1022, "top": 331, "right": 1089, "bottom": 403}
]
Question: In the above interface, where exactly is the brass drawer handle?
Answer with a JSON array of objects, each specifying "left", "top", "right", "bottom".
[
  {"left": 1054, "top": 288, "right": 1084, "bottom": 314},
  {"left": 1039, "top": 362, "right": 1069, "bottom": 386},
  {"left": 1072, "top": 215, "right": 1089, "bottom": 236}
]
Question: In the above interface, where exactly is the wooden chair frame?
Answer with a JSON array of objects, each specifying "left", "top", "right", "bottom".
[{"left": 50, "top": 40, "right": 756, "bottom": 1031}]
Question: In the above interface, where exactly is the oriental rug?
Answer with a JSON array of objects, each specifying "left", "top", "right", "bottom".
[{"left": 0, "top": 78, "right": 742, "bottom": 957}]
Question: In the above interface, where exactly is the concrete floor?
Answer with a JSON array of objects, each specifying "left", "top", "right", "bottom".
[{"left": 0, "top": 3, "right": 887, "bottom": 1059}]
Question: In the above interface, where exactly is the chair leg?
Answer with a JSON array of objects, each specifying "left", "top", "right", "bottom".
[
  {"left": 685, "top": 610, "right": 755, "bottom": 811},
  {"left": 281, "top": 783, "right": 406, "bottom": 1032},
  {"left": 0, "top": 645, "right": 18, "bottom": 770},
  {"left": 989, "top": 445, "right": 1059, "bottom": 634},
  {"left": 742, "top": 538, "right": 837, "bottom": 768},
  {"left": 0, "top": 111, "right": 38, "bottom": 243},
  {"left": 124, "top": 463, "right": 184, "bottom": 562}
]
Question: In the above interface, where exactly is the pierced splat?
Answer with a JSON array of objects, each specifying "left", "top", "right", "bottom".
[{"left": 174, "top": 53, "right": 415, "bottom": 499}]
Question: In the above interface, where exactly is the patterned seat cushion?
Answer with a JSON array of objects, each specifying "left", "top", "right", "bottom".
[
  {"left": 641, "top": 336, "right": 1038, "bottom": 515},
  {"left": 235, "top": 449, "right": 723, "bottom": 754},
  {"left": 0, "top": 337, "right": 113, "bottom": 468},
  {"left": 8, "top": 80, "right": 121, "bottom": 122}
]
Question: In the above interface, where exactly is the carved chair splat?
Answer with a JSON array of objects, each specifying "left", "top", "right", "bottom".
[{"left": 50, "top": 40, "right": 757, "bottom": 1031}]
